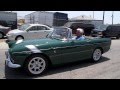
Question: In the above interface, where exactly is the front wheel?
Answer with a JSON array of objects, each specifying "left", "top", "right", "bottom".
[
  {"left": 0, "top": 32, "right": 4, "bottom": 39},
  {"left": 24, "top": 55, "right": 48, "bottom": 76},
  {"left": 92, "top": 48, "right": 102, "bottom": 62},
  {"left": 15, "top": 36, "right": 24, "bottom": 41}
]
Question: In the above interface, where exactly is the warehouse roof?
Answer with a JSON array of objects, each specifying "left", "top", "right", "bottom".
[
  {"left": 0, "top": 11, "right": 17, "bottom": 14},
  {"left": 70, "top": 15, "right": 94, "bottom": 20},
  {"left": 64, "top": 21, "right": 95, "bottom": 28},
  {"left": 25, "top": 11, "right": 54, "bottom": 17}
]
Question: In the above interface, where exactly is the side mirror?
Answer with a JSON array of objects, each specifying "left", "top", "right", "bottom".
[{"left": 26, "top": 29, "right": 29, "bottom": 32}]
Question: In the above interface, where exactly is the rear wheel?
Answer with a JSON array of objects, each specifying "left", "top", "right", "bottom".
[
  {"left": 24, "top": 55, "right": 48, "bottom": 76},
  {"left": 0, "top": 32, "right": 4, "bottom": 39},
  {"left": 92, "top": 48, "right": 102, "bottom": 62}
]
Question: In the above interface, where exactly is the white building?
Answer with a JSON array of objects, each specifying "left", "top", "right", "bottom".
[
  {"left": 25, "top": 11, "right": 68, "bottom": 27},
  {"left": 69, "top": 15, "right": 103, "bottom": 28}
]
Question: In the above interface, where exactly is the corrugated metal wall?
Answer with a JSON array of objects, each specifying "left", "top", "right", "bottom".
[
  {"left": 25, "top": 11, "right": 68, "bottom": 27},
  {"left": 38, "top": 12, "right": 54, "bottom": 26},
  {"left": 25, "top": 11, "right": 54, "bottom": 26},
  {"left": 0, "top": 12, "right": 17, "bottom": 29}
]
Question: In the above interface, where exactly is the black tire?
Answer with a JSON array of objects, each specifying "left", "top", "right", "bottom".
[
  {"left": 24, "top": 54, "right": 48, "bottom": 76},
  {"left": 91, "top": 48, "right": 102, "bottom": 62},
  {"left": 15, "top": 36, "right": 24, "bottom": 41},
  {"left": 0, "top": 32, "right": 4, "bottom": 39},
  {"left": 116, "top": 35, "right": 120, "bottom": 39}
]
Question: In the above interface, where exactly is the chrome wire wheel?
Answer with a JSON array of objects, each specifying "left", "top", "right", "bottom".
[
  {"left": 28, "top": 57, "right": 46, "bottom": 75},
  {"left": 93, "top": 49, "right": 102, "bottom": 61}
]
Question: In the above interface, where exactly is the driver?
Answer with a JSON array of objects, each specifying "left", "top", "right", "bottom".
[{"left": 76, "top": 28, "right": 85, "bottom": 40}]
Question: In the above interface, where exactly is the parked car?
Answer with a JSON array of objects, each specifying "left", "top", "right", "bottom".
[
  {"left": 6, "top": 24, "right": 53, "bottom": 42},
  {"left": 0, "top": 25, "right": 11, "bottom": 39},
  {"left": 64, "top": 22, "right": 95, "bottom": 36},
  {"left": 103, "top": 25, "right": 120, "bottom": 39},
  {"left": 5, "top": 27, "right": 111, "bottom": 75},
  {"left": 91, "top": 25, "right": 108, "bottom": 37}
]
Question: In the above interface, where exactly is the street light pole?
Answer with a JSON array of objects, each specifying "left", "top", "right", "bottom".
[
  {"left": 112, "top": 11, "right": 114, "bottom": 25},
  {"left": 103, "top": 11, "right": 105, "bottom": 24},
  {"left": 93, "top": 11, "right": 94, "bottom": 19}
]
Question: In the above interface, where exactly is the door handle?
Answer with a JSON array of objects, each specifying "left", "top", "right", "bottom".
[
  {"left": 87, "top": 40, "right": 91, "bottom": 42},
  {"left": 52, "top": 47, "right": 57, "bottom": 50}
]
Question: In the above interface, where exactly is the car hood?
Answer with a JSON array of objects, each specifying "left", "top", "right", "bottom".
[
  {"left": 8, "top": 38, "right": 64, "bottom": 52},
  {"left": 7, "top": 29, "right": 24, "bottom": 34}
]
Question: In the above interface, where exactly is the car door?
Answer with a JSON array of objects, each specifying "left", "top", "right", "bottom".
[
  {"left": 106, "top": 27, "right": 114, "bottom": 37},
  {"left": 26, "top": 26, "right": 39, "bottom": 40},
  {"left": 50, "top": 38, "right": 93, "bottom": 65},
  {"left": 59, "top": 38, "right": 93, "bottom": 63},
  {"left": 37, "top": 26, "right": 52, "bottom": 38},
  {"left": 70, "top": 38, "right": 94, "bottom": 61}
]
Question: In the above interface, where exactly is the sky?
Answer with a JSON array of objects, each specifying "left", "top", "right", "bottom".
[{"left": 12, "top": 11, "right": 120, "bottom": 24}]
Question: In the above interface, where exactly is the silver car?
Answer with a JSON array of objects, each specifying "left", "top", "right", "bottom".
[{"left": 6, "top": 24, "right": 53, "bottom": 41}]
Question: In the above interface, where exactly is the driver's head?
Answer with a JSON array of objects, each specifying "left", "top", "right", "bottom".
[{"left": 76, "top": 28, "right": 84, "bottom": 37}]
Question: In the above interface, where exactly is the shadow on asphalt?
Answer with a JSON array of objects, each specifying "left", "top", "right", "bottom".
[{"left": 5, "top": 56, "right": 110, "bottom": 79}]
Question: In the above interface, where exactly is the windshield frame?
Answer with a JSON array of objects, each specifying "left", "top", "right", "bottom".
[
  {"left": 47, "top": 27, "right": 72, "bottom": 41},
  {"left": 19, "top": 24, "right": 31, "bottom": 31}
]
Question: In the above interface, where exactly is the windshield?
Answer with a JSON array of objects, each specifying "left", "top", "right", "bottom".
[
  {"left": 19, "top": 24, "right": 30, "bottom": 30},
  {"left": 95, "top": 25, "right": 108, "bottom": 31},
  {"left": 48, "top": 28, "right": 70, "bottom": 40}
]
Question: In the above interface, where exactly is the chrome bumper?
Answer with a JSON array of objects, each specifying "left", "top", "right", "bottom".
[{"left": 5, "top": 51, "right": 21, "bottom": 68}]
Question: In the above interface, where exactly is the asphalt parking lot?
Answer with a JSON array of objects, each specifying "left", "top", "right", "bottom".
[{"left": 0, "top": 38, "right": 120, "bottom": 79}]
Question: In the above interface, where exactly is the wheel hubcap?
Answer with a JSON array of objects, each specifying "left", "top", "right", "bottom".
[
  {"left": 93, "top": 49, "right": 102, "bottom": 61},
  {"left": 28, "top": 57, "right": 46, "bottom": 74}
]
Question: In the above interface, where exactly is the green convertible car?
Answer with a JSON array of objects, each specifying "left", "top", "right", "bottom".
[{"left": 5, "top": 27, "right": 111, "bottom": 75}]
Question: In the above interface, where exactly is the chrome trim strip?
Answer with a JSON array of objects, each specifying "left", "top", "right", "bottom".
[
  {"left": 40, "top": 41, "right": 110, "bottom": 51},
  {"left": 38, "top": 42, "right": 110, "bottom": 51},
  {"left": 50, "top": 49, "right": 93, "bottom": 57},
  {"left": 39, "top": 44, "right": 93, "bottom": 51},
  {"left": 13, "top": 51, "right": 32, "bottom": 54}
]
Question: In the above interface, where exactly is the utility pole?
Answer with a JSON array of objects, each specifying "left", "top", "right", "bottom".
[
  {"left": 33, "top": 16, "right": 35, "bottom": 24},
  {"left": 103, "top": 11, "right": 105, "bottom": 24},
  {"left": 30, "top": 15, "right": 32, "bottom": 24},
  {"left": 93, "top": 11, "right": 94, "bottom": 19},
  {"left": 112, "top": 11, "right": 114, "bottom": 25}
]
